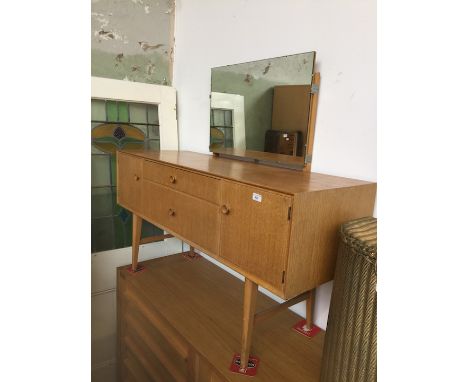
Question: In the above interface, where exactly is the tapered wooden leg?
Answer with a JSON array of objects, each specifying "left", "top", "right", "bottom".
[
  {"left": 306, "top": 288, "right": 316, "bottom": 329},
  {"left": 131, "top": 214, "right": 142, "bottom": 271},
  {"left": 240, "top": 278, "right": 258, "bottom": 370},
  {"left": 292, "top": 288, "right": 320, "bottom": 338}
]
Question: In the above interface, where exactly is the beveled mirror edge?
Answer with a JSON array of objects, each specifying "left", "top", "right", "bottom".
[{"left": 210, "top": 51, "right": 318, "bottom": 171}]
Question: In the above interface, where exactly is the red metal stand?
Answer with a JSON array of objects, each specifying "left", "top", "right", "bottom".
[
  {"left": 126, "top": 264, "right": 146, "bottom": 274},
  {"left": 229, "top": 353, "right": 260, "bottom": 376},
  {"left": 292, "top": 319, "right": 321, "bottom": 338},
  {"left": 182, "top": 251, "right": 202, "bottom": 260}
]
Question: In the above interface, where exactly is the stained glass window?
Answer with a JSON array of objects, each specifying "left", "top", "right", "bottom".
[
  {"left": 210, "top": 108, "right": 234, "bottom": 148},
  {"left": 91, "top": 99, "right": 163, "bottom": 253}
]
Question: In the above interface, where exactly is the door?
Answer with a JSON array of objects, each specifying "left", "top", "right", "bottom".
[
  {"left": 117, "top": 152, "right": 143, "bottom": 213},
  {"left": 219, "top": 180, "right": 292, "bottom": 290}
]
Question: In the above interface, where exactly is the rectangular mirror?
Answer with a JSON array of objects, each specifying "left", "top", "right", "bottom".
[{"left": 210, "top": 51, "right": 316, "bottom": 169}]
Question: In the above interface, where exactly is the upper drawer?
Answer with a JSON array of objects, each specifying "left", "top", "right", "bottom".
[{"left": 143, "top": 160, "right": 220, "bottom": 204}]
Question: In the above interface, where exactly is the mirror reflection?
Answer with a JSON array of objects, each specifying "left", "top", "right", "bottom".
[{"left": 210, "top": 52, "right": 315, "bottom": 160}]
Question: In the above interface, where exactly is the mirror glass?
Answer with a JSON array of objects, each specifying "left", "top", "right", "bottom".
[{"left": 210, "top": 51, "right": 316, "bottom": 166}]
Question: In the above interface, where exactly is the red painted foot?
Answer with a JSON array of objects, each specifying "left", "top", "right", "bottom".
[
  {"left": 229, "top": 353, "right": 260, "bottom": 376},
  {"left": 126, "top": 264, "right": 146, "bottom": 274},
  {"left": 182, "top": 251, "right": 202, "bottom": 260},
  {"left": 292, "top": 319, "right": 321, "bottom": 338}
]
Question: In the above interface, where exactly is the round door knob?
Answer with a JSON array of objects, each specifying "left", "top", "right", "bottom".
[
  {"left": 168, "top": 208, "right": 175, "bottom": 216},
  {"left": 221, "top": 205, "right": 230, "bottom": 215},
  {"left": 169, "top": 175, "right": 176, "bottom": 184},
  {"left": 134, "top": 175, "right": 140, "bottom": 181}
]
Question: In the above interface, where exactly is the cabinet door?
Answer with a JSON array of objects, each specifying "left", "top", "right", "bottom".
[
  {"left": 117, "top": 152, "right": 143, "bottom": 213},
  {"left": 219, "top": 180, "right": 292, "bottom": 290}
]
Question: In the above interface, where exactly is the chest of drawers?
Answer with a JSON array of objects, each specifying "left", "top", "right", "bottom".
[{"left": 117, "top": 150, "right": 375, "bottom": 299}]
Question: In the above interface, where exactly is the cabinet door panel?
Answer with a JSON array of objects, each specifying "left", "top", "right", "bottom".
[
  {"left": 117, "top": 152, "right": 142, "bottom": 213},
  {"left": 219, "top": 181, "right": 292, "bottom": 289}
]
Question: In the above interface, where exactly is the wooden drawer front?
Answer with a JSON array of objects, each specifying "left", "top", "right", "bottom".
[
  {"left": 219, "top": 180, "right": 292, "bottom": 290},
  {"left": 124, "top": 313, "right": 188, "bottom": 382},
  {"left": 143, "top": 160, "right": 220, "bottom": 204},
  {"left": 191, "top": 352, "right": 228, "bottom": 382},
  {"left": 143, "top": 180, "right": 220, "bottom": 255},
  {"left": 120, "top": 286, "right": 190, "bottom": 382},
  {"left": 117, "top": 152, "right": 143, "bottom": 213},
  {"left": 122, "top": 354, "right": 152, "bottom": 382}
]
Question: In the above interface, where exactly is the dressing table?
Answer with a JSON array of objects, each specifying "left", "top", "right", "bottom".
[
  {"left": 116, "top": 51, "right": 376, "bottom": 376},
  {"left": 116, "top": 149, "right": 376, "bottom": 374}
]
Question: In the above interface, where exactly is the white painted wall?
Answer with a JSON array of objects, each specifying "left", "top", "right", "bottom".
[{"left": 173, "top": 0, "right": 376, "bottom": 329}]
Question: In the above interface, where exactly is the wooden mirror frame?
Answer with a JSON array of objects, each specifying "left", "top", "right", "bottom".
[{"left": 304, "top": 72, "right": 320, "bottom": 172}]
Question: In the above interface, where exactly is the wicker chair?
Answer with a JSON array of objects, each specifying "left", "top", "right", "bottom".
[{"left": 320, "top": 217, "right": 377, "bottom": 382}]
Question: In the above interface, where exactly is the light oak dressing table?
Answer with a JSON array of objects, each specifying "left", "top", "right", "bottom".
[{"left": 116, "top": 148, "right": 376, "bottom": 373}]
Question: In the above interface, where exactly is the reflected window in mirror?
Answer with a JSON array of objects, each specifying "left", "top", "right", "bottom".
[
  {"left": 210, "top": 108, "right": 234, "bottom": 149},
  {"left": 210, "top": 51, "right": 316, "bottom": 166}
]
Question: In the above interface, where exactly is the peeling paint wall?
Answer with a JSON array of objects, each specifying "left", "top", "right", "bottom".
[{"left": 91, "top": 0, "right": 174, "bottom": 85}]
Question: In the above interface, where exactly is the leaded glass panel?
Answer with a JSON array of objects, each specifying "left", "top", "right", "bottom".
[{"left": 91, "top": 99, "right": 163, "bottom": 253}]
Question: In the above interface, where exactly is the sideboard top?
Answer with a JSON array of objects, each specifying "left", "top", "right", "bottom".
[{"left": 120, "top": 149, "right": 375, "bottom": 195}]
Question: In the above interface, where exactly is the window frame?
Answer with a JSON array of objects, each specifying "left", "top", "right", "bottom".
[{"left": 91, "top": 76, "right": 178, "bottom": 150}]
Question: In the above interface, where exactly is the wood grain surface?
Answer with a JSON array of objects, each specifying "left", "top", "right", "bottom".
[
  {"left": 143, "top": 159, "right": 221, "bottom": 204},
  {"left": 118, "top": 150, "right": 376, "bottom": 299},
  {"left": 304, "top": 73, "right": 320, "bottom": 172},
  {"left": 285, "top": 184, "right": 377, "bottom": 298},
  {"left": 117, "top": 152, "right": 143, "bottom": 213},
  {"left": 117, "top": 254, "right": 325, "bottom": 382},
  {"left": 219, "top": 180, "right": 292, "bottom": 290},
  {"left": 143, "top": 179, "right": 220, "bottom": 255},
  {"left": 120, "top": 149, "right": 374, "bottom": 195}
]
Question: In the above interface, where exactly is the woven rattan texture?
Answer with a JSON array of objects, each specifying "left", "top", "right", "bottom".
[{"left": 320, "top": 217, "right": 377, "bottom": 382}]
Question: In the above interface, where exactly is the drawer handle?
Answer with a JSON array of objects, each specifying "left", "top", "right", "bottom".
[
  {"left": 134, "top": 175, "right": 140, "bottom": 181},
  {"left": 168, "top": 208, "right": 176, "bottom": 216},
  {"left": 221, "top": 205, "right": 230, "bottom": 215},
  {"left": 169, "top": 175, "right": 177, "bottom": 184}
]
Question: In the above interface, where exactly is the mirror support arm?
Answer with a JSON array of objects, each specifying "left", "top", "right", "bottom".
[{"left": 304, "top": 72, "right": 321, "bottom": 172}]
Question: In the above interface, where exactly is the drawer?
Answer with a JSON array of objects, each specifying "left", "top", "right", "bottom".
[
  {"left": 143, "top": 180, "right": 220, "bottom": 255},
  {"left": 124, "top": 309, "right": 189, "bottom": 382},
  {"left": 143, "top": 160, "right": 220, "bottom": 204},
  {"left": 116, "top": 152, "right": 143, "bottom": 213}
]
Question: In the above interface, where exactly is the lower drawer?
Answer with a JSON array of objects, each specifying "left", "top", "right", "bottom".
[
  {"left": 122, "top": 353, "right": 152, "bottom": 382},
  {"left": 143, "top": 180, "right": 220, "bottom": 255}
]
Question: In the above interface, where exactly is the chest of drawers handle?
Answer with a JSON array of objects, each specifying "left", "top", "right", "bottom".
[
  {"left": 169, "top": 175, "right": 177, "bottom": 184},
  {"left": 134, "top": 175, "right": 140, "bottom": 181},
  {"left": 221, "top": 205, "right": 230, "bottom": 215},
  {"left": 168, "top": 208, "right": 176, "bottom": 216}
]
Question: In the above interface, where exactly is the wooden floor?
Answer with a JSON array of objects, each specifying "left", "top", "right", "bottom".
[{"left": 118, "top": 254, "right": 325, "bottom": 381}]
